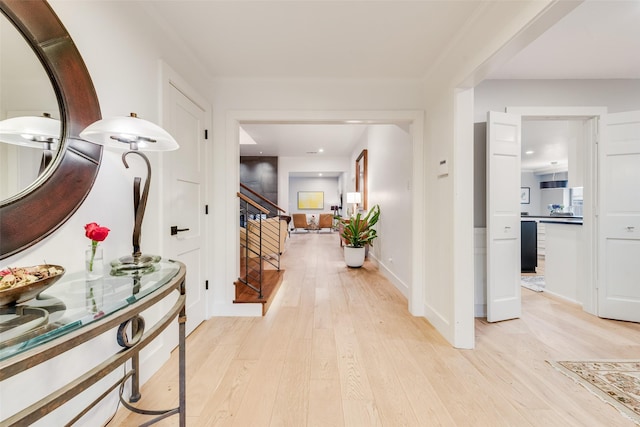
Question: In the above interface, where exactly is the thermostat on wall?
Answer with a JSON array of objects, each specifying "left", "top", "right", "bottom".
[{"left": 437, "top": 159, "right": 449, "bottom": 177}]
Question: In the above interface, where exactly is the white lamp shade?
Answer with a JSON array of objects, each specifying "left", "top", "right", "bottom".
[
  {"left": 80, "top": 113, "right": 179, "bottom": 151},
  {"left": 346, "top": 192, "right": 361, "bottom": 204},
  {"left": 0, "top": 115, "right": 61, "bottom": 148}
]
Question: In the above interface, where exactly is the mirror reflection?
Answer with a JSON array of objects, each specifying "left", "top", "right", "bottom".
[{"left": 0, "top": 12, "right": 60, "bottom": 201}]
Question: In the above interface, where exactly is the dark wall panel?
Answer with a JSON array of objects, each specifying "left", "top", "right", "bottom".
[{"left": 240, "top": 156, "right": 278, "bottom": 213}]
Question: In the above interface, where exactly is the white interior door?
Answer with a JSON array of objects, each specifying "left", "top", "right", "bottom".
[
  {"left": 165, "top": 82, "right": 207, "bottom": 336},
  {"left": 486, "top": 111, "right": 521, "bottom": 322},
  {"left": 598, "top": 110, "right": 640, "bottom": 322}
]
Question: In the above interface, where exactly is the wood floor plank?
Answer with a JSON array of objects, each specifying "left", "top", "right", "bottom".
[
  {"left": 307, "top": 378, "right": 344, "bottom": 427},
  {"left": 195, "top": 360, "right": 257, "bottom": 427},
  {"left": 113, "top": 233, "right": 640, "bottom": 427}
]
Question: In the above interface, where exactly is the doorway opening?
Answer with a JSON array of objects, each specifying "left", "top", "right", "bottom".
[
  {"left": 507, "top": 107, "right": 604, "bottom": 317},
  {"left": 226, "top": 110, "right": 425, "bottom": 316}
]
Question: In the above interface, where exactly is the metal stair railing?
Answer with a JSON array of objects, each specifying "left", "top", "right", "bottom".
[{"left": 237, "top": 192, "right": 285, "bottom": 298}]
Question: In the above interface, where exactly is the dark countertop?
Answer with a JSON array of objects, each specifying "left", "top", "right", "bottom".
[{"left": 521, "top": 215, "right": 583, "bottom": 225}]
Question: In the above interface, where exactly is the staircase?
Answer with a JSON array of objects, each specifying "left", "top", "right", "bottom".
[{"left": 235, "top": 184, "right": 289, "bottom": 315}]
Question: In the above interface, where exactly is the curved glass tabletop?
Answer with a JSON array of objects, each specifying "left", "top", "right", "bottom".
[{"left": 0, "top": 260, "right": 181, "bottom": 361}]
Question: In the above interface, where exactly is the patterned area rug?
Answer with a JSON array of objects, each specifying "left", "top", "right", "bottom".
[
  {"left": 521, "top": 275, "right": 545, "bottom": 292},
  {"left": 548, "top": 360, "right": 640, "bottom": 425}
]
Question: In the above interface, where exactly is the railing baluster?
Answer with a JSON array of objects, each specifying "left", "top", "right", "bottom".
[{"left": 237, "top": 189, "right": 286, "bottom": 299}]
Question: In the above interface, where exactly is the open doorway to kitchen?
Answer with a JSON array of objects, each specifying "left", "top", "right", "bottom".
[
  {"left": 507, "top": 107, "right": 603, "bottom": 317},
  {"left": 473, "top": 106, "right": 603, "bottom": 321},
  {"left": 519, "top": 118, "right": 588, "bottom": 295}
]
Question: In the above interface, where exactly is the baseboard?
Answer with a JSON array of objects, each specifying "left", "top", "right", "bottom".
[
  {"left": 424, "top": 302, "right": 452, "bottom": 344},
  {"left": 474, "top": 228, "right": 487, "bottom": 318},
  {"left": 372, "top": 255, "right": 409, "bottom": 298},
  {"left": 541, "top": 289, "right": 582, "bottom": 307},
  {"left": 210, "top": 301, "right": 263, "bottom": 316}
]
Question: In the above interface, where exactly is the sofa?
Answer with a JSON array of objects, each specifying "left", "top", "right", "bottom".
[{"left": 240, "top": 217, "right": 288, "bottom": 258}]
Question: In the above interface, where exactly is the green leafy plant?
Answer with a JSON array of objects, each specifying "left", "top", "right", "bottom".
[{"left": 340, "top": 204, "right": 380, "bottom": 248}]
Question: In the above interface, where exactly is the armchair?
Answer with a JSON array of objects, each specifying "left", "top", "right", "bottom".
[
  {"left": 318, "top": 213, "right": 334, "bottom": 231},
  {"left": 291, "top": 213, "right": 309, "bottom": 232}
]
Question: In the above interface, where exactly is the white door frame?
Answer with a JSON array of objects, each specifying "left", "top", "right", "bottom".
[
  {"left": 506, "top": 106, "right": 607, "bottom": 315},
  {"left": 222, "top": 110, "right": 424, "bottom": 317}
]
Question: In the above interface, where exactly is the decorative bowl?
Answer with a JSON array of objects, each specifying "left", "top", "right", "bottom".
[{"left": 0, "top": 265, "right": 65, "bottom": 307}]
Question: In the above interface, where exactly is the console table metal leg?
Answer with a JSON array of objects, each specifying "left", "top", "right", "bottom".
[
  {"left": 179, "top": 306, "right": 186, "bottom": 427},
  {"left": 129, "top": 354, "right": 141, "bottom": 402}
]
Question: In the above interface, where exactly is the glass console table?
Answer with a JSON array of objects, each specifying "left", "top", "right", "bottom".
[{"left": 0, "top": 259, "right": 187, "bottom": 426}]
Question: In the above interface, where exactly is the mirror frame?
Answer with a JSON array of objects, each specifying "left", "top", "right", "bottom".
[
  {"left": 355, "top": 149, "right": 367, "bottom": 211},
  {"left": 0, "top": 0, "right": 102, "bottom": 259}
]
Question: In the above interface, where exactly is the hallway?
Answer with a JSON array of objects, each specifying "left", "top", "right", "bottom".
[{"left": 112, "top": 232, "right": 640, "bottom": 426}]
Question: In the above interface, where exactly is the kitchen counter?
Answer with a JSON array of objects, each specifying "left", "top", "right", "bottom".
[
  {"left": 543, "top": 222, "right": 584, "bottom": 304},
  {"left": 521, "top": 215, "right": 583, "bottom": 225}
]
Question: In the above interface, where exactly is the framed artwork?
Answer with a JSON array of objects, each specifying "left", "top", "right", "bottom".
[
  {"left": 520, "top": 187, "right": 530, "bottom": 204},
  {"left": 298, "top": 191, "right": 324, "bottom": 210},
  {"left": 355, "top": 149, "right": 368, "bottom": 210}
]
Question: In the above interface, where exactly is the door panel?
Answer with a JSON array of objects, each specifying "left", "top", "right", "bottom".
[
  {"left": 598, "top": 111, "right": 640, "bottom": 322},
  {"left": 165, "top": 83, "right": 206, "bottom": 336},
  {"left": 487, "top": 111, "right": 521, "bottom": 322}
]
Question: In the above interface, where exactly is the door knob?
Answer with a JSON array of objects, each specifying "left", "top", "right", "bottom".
[{"left": 171, "top": 226, "right": 190, "bottom": 236}]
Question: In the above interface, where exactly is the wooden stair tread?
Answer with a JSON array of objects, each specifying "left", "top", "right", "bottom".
[{"left": 234, "top": 269, "right": 284, "bottom": 315}]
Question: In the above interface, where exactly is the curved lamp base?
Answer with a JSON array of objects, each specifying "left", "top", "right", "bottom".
[{"left": 110, "top": 254, "right": 161, "bottom": 276}]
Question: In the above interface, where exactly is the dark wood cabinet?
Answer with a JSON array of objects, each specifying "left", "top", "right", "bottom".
[{"left": 521, "top": 221, "right": 538, "bottom": 273}]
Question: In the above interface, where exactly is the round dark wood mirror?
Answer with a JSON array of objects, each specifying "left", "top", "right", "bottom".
[{"left": 0, "top": 0, "right": 102, "bottom": 259}]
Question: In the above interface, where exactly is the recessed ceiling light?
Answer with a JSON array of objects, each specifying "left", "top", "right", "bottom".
[
  {"left": 318, "top": 173, "right": 323, "bottom": 177},
  {"left": 525, "top": 150, "right": 534, "bottom": 155},
  {"left": 318, "top": 148, "right": 324, "bottom": 153}
]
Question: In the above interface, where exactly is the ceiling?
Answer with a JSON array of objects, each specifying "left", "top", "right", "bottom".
[
  {"left": 240, "top": 123, "right": 368, "bottom": 157},
  {"left": 143, "top": 0, "right": 640, "bottom": 160},
  {"left": 521, "top": 120, "right": 576, "bottom": 173},
  {"left": 489, "top": 0, "right": 640, "bottom": 80},
  {"left": 144, "top": 1, "right": 482, "bottom": 79}
]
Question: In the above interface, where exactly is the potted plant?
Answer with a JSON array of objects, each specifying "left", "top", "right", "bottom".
[{"left": 341, "top": 204, "right": 380, "bottom": 268}]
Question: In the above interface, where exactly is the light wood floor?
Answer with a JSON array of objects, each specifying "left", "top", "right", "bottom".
[{"left": 111, "top": 233, "right": 640, "bottom": 426}]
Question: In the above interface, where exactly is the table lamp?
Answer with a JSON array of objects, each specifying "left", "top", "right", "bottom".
[
  {"left": 0, "top": 113, "right": 60, "bottom": 174},
  {"left": 80, "top": 113, "right": 179, "bottom": 272},
  {"left": 346, "top": 192, "right": 361, "bottom": 217}
]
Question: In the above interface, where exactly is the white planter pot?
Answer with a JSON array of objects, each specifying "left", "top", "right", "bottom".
[{"left": 344, "top": 246, "right": 366, "bottom": 268}]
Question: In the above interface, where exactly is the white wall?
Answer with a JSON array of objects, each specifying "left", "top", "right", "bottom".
[
  {"left": 520, "top": 171, "right": 542, "bottom": 216},
  {"left": 289, "top": 176, "right": 340, "bottom": 215},
  {"left": 278, "top": 156, "right": 350, "bottom": 216},
  {"left": 367, "top": 125, "right": 413, "bottom": 295},
  {"left": 475, "top": 79, "right": 640, "bottom": 122}
]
